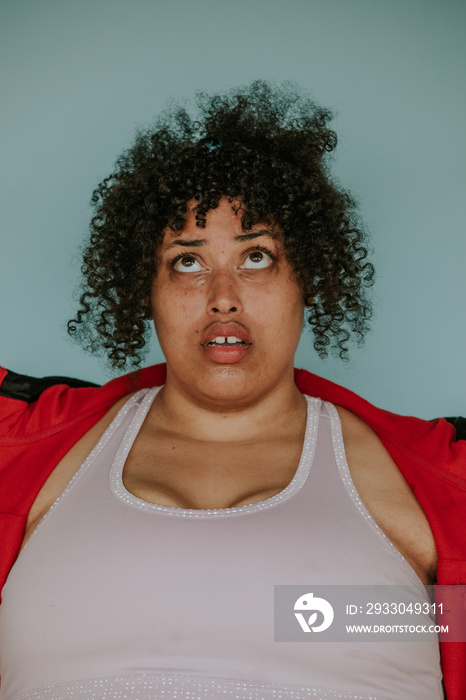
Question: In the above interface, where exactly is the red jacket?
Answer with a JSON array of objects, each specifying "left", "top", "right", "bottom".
[{"left": 0, "top": 362, "right": 465, "bottom": 698}]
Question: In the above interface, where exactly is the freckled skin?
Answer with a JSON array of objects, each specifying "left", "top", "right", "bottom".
[{"left": 150, "top": 197, "right": 306, "bottom": 413}]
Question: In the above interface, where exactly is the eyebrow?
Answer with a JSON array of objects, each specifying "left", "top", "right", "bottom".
[{"left": 166, "top": 229, "right": 279, "bottom": 250}]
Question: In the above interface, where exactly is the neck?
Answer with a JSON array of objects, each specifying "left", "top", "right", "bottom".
[{"left": 149, "top": 369, "right": 307, "bottom": 443}]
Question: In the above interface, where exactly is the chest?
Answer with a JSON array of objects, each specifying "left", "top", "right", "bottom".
[
  {"left": 122, "top": 429, "right": 303, "bottom": 510},
  {"left": 22, "top": 395, "right": 437, "bottom": 584}
]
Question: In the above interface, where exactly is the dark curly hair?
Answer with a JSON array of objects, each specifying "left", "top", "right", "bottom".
[{"left": 68, "top": 79, "right": 375, "bottom": 370}]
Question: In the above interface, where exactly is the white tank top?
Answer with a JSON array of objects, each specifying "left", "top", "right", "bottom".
[{"left": 0, "top": 388, "right": 444, "bottom": 700}]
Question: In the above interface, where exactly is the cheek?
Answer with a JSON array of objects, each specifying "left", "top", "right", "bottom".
[
  {"left": 270, "top": 281, "right": 304, "bottom": 317},
  {"left": 276, "top": 288, "right": 305, "bottom": 341},
  {"left": 249, "top": 289, "right": 303, "bottom": 351},
  {"left": 152, "top": 286, "right": 203, "bottom": 335}
]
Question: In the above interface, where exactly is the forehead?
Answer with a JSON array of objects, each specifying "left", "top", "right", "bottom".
[{"left": 161, "top": 198, "right": 281, "bottom": 247}]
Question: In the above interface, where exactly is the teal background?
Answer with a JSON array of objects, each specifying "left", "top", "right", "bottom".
[{"left": 0, "top": 0, "right": 464, "bottom": 419}]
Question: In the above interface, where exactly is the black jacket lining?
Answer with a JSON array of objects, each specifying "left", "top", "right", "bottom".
[
  {"left": 442, "top": 416, "right": 466, "bottom": 441},
  {"left": 0, "top": 369, "right": 100, "bottom": 404}
]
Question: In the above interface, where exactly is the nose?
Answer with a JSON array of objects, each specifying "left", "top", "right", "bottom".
[{"left": 207, "top": 267, "right": 242, "bottom": 315}]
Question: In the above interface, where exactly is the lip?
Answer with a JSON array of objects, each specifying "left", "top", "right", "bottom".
[
  {"left": 202, "top": 344, "right": 251, "bottom": 364},
  {"left": 200, "top": 322, "right": 252, "bottom": 364},
  {"left": 200, "top": 322, "right": 252, "bottom": 346}
]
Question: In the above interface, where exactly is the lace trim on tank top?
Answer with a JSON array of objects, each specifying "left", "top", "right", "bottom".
[
  {"left": 11, "top": 672, "right": 387, "bottom": 700},
  {"left": 324, "top": 401, "right": 426, "bottom": 588},
  {"left": 109, "top": 387, "right": 321, "bottom": 519}
]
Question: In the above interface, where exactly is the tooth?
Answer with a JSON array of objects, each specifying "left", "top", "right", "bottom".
[
  {"left": 227, "top": 336, "right": 238, "bottom": 343},
  {"left": 215, "top": 336, "right": 226, "bottom": 344}
]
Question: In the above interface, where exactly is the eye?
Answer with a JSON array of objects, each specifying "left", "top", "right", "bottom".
[
  {"left": 242, "top": 248, "right": 275, "bottom": 269},
  {"left": 172, "top": 254, "right": 203, "bottom": 272}
]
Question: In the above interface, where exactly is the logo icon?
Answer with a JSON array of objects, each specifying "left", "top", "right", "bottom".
[{"left": 294, "top": 592, "right": 334, "bottom": 632}]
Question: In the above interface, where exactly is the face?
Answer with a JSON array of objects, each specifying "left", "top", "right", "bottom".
[{"left": 150, "top": 197, "right": 305, "bottom": 409}]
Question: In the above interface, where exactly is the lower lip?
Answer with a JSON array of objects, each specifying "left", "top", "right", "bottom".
[{"left": 202, "top": 344, "right": 251, "bottom": 364}]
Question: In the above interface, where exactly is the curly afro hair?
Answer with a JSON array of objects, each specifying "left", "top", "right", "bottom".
[{"left": 68, "top": 79, "right": 375, "bottom": 370}]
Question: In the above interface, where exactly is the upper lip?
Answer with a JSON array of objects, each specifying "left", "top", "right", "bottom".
[{"left": 200, "top": 322, "right": 252, "bottom": 345}]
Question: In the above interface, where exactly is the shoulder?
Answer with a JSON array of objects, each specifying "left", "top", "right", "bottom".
[
  {"left": 0, "top": 363, "right": 167, "bottom": 552},
  {"left": 0, "top": 363, "right": 167, "bottom": 440},
  {"left": 297, "top": 367, "right": 466, "bottom": 580},
  {"left": 296, "top": 367, "right": 466, "bottom": 480},
  {"left": 0, "top": 367, "right": 99, "bottom": 403},
  {"left": 21, "top": 390, "right": 137, "bottom": 550},
  {"left": 334, "top": 404, "right": 438, "bottom": 584}
]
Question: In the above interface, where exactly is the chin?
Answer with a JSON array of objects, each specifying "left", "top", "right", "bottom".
[{"left": 195, "top": 365, "right": 261, "bottom": 406}]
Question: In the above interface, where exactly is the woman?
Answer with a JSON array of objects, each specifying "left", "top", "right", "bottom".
[{"left": 0, "top": 81, "right": 464, "bottom": 700}]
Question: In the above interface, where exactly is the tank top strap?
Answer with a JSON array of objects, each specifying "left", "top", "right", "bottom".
[{"left": 106, "top": 386, "right": 162, "bottom": 474}]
